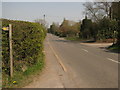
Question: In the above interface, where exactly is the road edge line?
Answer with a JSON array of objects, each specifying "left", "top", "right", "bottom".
[{"left": 47, "top": 39, "right": 67, "bottom": 72}]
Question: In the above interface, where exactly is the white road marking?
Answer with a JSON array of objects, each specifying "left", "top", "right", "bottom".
[
  {"left": 82, "top": 49, "right": 88, "bottom": 52},
  {"left": 107, "top": 58, "right": 119, "bottom": 64},
  {"left": 47, "top": 39, "right": 67, "bottom": 72}
]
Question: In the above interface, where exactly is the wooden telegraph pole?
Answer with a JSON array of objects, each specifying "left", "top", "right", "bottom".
[
  {"left": 43, "top": 14, "right": 46, "bottom": 26},
  {"left": 2, "top": 24, "right": 13, "bottom": 77},
  {"left": 9, "top": 24, "right": 13, "bottom": 77}
]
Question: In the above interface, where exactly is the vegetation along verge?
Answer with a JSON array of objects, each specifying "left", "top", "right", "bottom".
[{"left": 2, "top": 19, "right": 46, "bottom": 88}]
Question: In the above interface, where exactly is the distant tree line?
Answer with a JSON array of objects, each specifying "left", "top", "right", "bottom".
[
  {"left": 82, "top": 2, "right": 119, "bottom": 44},
  {"left": 48, "top": 2, "right": 119, "bottom": 44},
  {"left": 48, "top": 18, "right": 80, "bottom": 38}
]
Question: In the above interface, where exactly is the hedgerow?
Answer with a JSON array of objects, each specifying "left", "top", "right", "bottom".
[{"left": 2, "top": 19, "right": 46, "bottom": 87}]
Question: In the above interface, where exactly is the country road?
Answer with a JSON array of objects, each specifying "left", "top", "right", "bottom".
[{"left": 25, "top": 33, "right": 118, "bottom": 88}]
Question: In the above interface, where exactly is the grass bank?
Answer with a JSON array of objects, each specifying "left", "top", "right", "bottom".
[
  {"left": 2, "top": 53, "right": 45, "bottom": 88},
  {"left": 107, "top": 44, "right": 120, "bottom": 53},
  {"left": 65, "top": 37, "right": 80, "bottom": 41}
]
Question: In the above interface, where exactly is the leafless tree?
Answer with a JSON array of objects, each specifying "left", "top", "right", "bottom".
[{"left": 83, "top": 2, "right": 112, "bottom": 22}]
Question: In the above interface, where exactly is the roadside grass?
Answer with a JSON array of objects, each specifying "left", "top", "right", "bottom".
[
  {"left": 2, "top": 53, "right": 45, "bottom": 88},
  {"left": 65, "top": 37, "right": 80, "bottom": 41},
  {"left": 107, "top": 44, "right": 120, "bottom": 53}
]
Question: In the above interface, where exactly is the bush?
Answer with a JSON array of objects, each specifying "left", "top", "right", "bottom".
[{"left": 2, "top": 19, "right": 46, "bottom": 76}]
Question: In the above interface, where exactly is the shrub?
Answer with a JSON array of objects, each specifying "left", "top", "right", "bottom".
[{"left": 2, "top": 19, "right": 46, "bottom": 75}]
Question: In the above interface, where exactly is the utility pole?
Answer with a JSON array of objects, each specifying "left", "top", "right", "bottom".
[
  {"left": 43, "top": 14, "right": 47, "bottom": 29},
  {"left": 9, "top": 24, "right": 13, "bottom": 77},
  {"left": 43, "top": 14, "right": 45, "bottom": 26},
  {"left": 44, "top": 14, "right": 45, "bottom": 22},
  {"left": 2, "top": 24, "right": 13, "bottom": 77}
]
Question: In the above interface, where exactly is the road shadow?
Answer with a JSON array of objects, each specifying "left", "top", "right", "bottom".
[
  {"left": 80, "top": 40, "right": 119, "bottom": 54},
  {"left": 99, "top": 46, "right": 120, "bottom": 54},
  {"left": 53, "top": 38, "right": 119, "bottom": 54},
  {"left": 80, "top": 40, "right": 96, "bottom": 43}
]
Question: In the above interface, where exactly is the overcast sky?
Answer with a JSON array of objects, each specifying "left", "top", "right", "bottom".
[{"left": 2, "top": 2, "right": 86, "bottom": 25}]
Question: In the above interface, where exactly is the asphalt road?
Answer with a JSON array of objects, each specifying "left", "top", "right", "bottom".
[{"left": 47, "top": 33, "right": 118, "bottom": 88}]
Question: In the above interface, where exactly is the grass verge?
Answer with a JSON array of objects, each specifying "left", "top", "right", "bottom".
[
  {"left": 65, "top": 37, "right": 80, "bottom": 41},
  {"left": 2, "top": 53, "right": 45, "bottom": 88},
  {"left": 107, "top": 44, "right": 120, "bottom": 53}
]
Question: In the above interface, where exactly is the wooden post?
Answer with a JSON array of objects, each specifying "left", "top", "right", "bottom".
[{"left": 9, "top": 24, "right": 13, "bottom": 77}]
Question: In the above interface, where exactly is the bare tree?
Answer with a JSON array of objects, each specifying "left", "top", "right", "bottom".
[
  {"left": 83, "top": 2, "right": 112, "bottom": 22},
  {"left": 94, "top": 2, "right": 112, "bottom": 17}
]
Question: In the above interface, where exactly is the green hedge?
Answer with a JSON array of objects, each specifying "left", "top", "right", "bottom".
[{"left": 2, "top": 19, "right": 46, "bottom": 75}]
